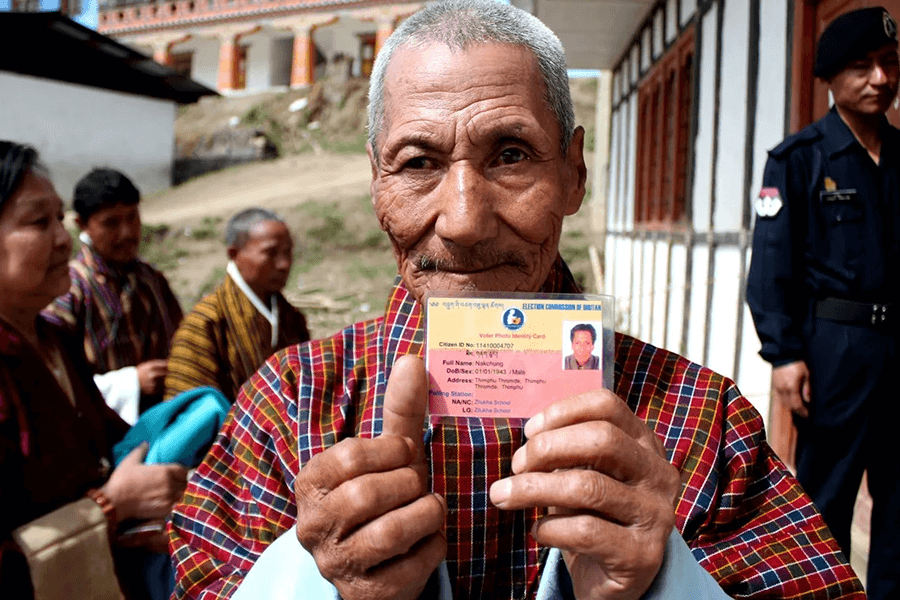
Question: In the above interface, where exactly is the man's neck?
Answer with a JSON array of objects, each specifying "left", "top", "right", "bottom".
[{"left": 835, "top": 105, "right": 885, "bottom": 163}]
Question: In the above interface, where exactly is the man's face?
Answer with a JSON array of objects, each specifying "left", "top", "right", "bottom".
[
  {"left": 571, "top": 330, "right": 594, "bottom": 364},
  {"left": 829, "top": 42, "right": 900, "bottom": 117},
  {"left": 369, "top": 42, "right": 587, "bottom": 302},
  {"left": 79, "top": 203, "right": 141, "bottom": 265},
  {"left": 229, "top": 220, "right": 293, "bottom": 300}
]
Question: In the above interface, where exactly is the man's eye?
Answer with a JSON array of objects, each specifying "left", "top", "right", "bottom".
[
  {"left": 404, "top": 156, "right": 434, "bottom": 170},
  {"left": 497, "top": 147, "right": 528, "bottom": 165}
]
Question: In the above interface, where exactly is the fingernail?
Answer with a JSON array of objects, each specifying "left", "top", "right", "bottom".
[
  {"left": 490, "top": 479, "right": 511, "bottom": 506},
  {"left": 511, "top": 446, "right": 526, "bottom": 474},
  {"left": 524, "top": 412, "right": 544, "bottom": 437}
]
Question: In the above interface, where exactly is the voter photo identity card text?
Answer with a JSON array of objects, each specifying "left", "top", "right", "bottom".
[{"left": 425, "top": 292, "right": 614, "bottom": 419}]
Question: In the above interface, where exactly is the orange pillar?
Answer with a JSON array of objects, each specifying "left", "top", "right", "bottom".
[
  {"left": 374, "top": 19, "right": 393, "bottom": 56},
  {"left": 290, "top": 27, "right": 315, "bottom": 87},
  {"left": 218, "top": 35, "right": 240, "bottom": 91}
]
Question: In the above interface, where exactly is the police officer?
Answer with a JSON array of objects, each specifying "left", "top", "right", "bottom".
[{"left": 747, "top": 7, "right": 900, "bottom": 597}]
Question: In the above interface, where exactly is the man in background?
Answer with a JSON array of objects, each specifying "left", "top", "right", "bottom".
[
  {"left": 44, "top": 168, "right": 182, "bottom": 424},
  {"left": 748, "top": 7, "right": 900, "bottom": 597},
  {"left": 163, "top": 207, "right": 310, "bottom": 402}
]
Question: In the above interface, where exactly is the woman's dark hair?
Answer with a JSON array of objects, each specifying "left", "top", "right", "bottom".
[
  {"left": 73, "top": 168, "right": 140, "bottom": 222},
  {"left": 0, "top": 141, "right": 41, "bottom": 214}
]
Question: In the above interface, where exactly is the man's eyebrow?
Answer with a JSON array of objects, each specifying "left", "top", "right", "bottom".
[{"left": 385, "top": 132, "right": 444, "bottom": 154}]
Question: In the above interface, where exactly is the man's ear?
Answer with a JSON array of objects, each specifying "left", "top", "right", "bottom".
[
  {"left": 564, "top": 126, "right": 588, "bottom": 216},
  {"left": 226, "top": 246, "right": 238, "bottom": 261},
  {"left": 75, "top": 215, "right": 86, "bottom": 232}
]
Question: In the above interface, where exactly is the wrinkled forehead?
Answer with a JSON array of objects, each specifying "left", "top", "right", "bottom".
[{"left": 378, "top": 41, "right": 556, "bottom": 144}]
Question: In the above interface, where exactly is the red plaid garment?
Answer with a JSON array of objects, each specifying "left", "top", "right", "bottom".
[{"left": 170, "top": 259, "right": 863, "bottom": 599}]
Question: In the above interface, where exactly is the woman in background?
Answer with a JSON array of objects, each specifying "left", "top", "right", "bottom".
[{"left": 0, "top": 141, "right": 188, "bottom": 599}]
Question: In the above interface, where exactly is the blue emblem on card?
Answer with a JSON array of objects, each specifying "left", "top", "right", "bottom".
[{"left": 502, "top": 307, "right": 525, "bottom": 331}]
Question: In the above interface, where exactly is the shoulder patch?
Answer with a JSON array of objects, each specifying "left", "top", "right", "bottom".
[
  {"left": 755, "top": 187, "right": 783, "bottom": 218},
  {"left": 769, "top": 126, "right": 822, "bottom": 159}
]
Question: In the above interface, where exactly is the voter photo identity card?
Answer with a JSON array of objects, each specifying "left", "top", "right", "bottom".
[{"left": 425, "top": 292, "right": 614, "bottom": 419}]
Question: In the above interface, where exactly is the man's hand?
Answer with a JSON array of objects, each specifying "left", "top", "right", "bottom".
[
  {"left": 489, "top": 390, "right": 681, "bottom": 600},
  {"left": 102, "top": 443, "right": 189, "bottom": 521},
  {"left": 771, "top": 360, "right": 811, "bottom": 418},
  {"left": 136, "top": 359, "right": 168, "bottom": 396},
  {"left": 293, "top": 355, "right": 447, "bottom": 600}
]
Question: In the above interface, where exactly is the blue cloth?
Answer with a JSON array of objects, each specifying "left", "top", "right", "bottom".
[
  {"left": 113, "top": 387, "right": 230, "bottom": 600},
  {"left": 232, "top": 528, "right": 731, "bottom": 599},
  {"left": 113, "top": 386, "right": 231, "bottom": 467}
]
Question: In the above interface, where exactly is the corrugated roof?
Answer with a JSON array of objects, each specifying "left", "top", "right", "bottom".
[{"left": 0, "top": 12, "right": 218, "bottom": 103}]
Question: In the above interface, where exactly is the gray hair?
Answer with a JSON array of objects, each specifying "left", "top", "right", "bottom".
[
  {"left": 225, "top": 207, "right": 285, "bottom": 249},
  {"left": 367, "top": 0, "right": 575, "bottom": 161}
]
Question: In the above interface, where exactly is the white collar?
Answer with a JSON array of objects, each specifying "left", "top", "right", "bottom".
[{"left": 226, "top": 260, "right": 280, "bottom": 347}]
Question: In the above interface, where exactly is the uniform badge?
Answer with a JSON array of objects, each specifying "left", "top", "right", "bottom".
[
  {"left": 885, "top": 10, "right": 897, "bottom": 40},
  {"left": 824, "top": 177, "right": 837, "bottom": 192},
  {"left": 755, "top": 187, "right": 783, "bottom": 218}
]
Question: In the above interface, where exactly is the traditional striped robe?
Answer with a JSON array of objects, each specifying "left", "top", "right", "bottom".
[
  {"left": 163, "top": 274, "right": 310, "bottom": 402},
  {"left": 42, "top": 244, "right": 183, "bottom": 413}
]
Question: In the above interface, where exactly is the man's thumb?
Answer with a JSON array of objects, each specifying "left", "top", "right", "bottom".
[
  {"left": 124, "top": 442, "right": 149, "bottom": 464},
  {"left": 381, "top": 354, "right": 428, "bottom": 454}
]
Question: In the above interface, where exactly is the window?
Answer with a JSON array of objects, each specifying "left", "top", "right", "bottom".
[{"left": 635, "top": 27, "right": 694, "bottom": 228}]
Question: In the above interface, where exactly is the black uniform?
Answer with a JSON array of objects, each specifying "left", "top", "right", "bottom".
[{"left": 747, "top": 106, "right": 900, "bottom": 597}]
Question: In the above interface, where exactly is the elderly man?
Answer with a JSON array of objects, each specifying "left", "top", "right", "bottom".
[
  {"left": 44, "top": 168, "right": 182, "bottom": 424},
  {"left": 163, "top": 208, "right": 310, "bottom": 401},
  {"left": 169, "top": 2, "right": 862, "bottom": 599}
]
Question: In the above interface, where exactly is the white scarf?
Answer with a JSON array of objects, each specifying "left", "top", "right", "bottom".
[{"left": 226, "top": 260, "right": 280, "bottom": 347}]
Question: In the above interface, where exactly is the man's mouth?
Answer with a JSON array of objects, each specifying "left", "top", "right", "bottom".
[{"left": 416, "top": 252, "right": 527, "bottom": 274}]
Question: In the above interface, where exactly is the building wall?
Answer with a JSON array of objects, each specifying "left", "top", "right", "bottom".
[
  {"left": 0, "top": 71, "right": 176, "bottom": 199},
  {"left": 605, "top": 0, "right": 792, "bottom": 428},
  {"left": 124, "top": 17, "right": 383, "bottom": 94}
]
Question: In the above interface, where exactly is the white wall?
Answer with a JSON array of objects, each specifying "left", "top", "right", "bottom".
[
  {"left": 182, "top": 38, "right": 219, "bottom": 92},
  {"left": 691, "top": 3, "right": 718, "bottom": 231},
  {"left": 315, "top": 17, "right": 376, "bottom": 72},
  {"left": 752, "top": 0, "right": 789, "bottom": 217},
  {"left": 244, "top": 30, "right": 274, "bottom": 92},
  {"left": 713, "top": 0, "right": 750, "bottom": 231},
  {"left": 0, "top": 71, "right": 176, "bottom": 199}
]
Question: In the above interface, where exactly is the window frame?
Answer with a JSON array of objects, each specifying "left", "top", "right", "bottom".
[{"left": 634, "top": 26, "right": 695, "bottom": 230}]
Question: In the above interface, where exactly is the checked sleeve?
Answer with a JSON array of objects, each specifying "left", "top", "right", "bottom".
[
  {"left": 168, "top": 348, "right": 302, "bottom": 600},
  {"left": 613, "top": 334, "right": 865, "bottom": 598}
]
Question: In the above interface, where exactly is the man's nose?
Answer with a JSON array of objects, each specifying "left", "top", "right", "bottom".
[
  {"left": 121, "top": 219, "right": 140, "bottom": 241},
  {"left": 275, "top": 253, "right": 292, "bottom": 272},
  {"left": 872, "top": 63, "right": 889, "bottom": 84},
  {"left": 434, "top": 162, "right": 499, "bottom": 246}
]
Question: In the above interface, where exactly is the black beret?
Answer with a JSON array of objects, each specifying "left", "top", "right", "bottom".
[{"left": 815, "top": 7, "right": 898, "bottom": 79}]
